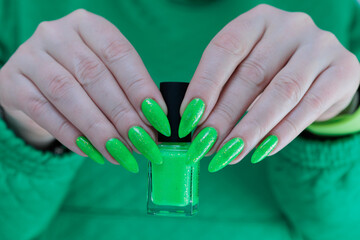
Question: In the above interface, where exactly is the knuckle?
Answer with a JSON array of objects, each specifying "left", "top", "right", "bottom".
[
  {"left": 253, "top": 4, "right": 273, "bottom": 14},
  {"left": 274, "top": 73, "right": 303, "bottom": 103},
  {"left": 55, "top": 120, "right": 72, "bottom": 137},
  {"left": 72, "top": 9, "right": 91, "bottom": 19},
  {"left": 304, "top": 92, "right": 324, "bottom": 113},
  {"left": 76, "top": 57, "right": 106, "bottom": 87},
  {"left": 282, "top": 118, "right": 299, "bottom": 136},
  {"left": 214, "top": 101, "right": 236, "bottom": 124},
  {"left": 36, "top": 21, "right": 58, "bottom": 38},
  {"left": 242, "top": 118, "right": 263, "bottom": 140},
  {"left": 344, "top": 53, "right": 360, "bottom": 70},
  {"left": 196, "top": 70, "right": 220, "bottom": 90},
  {"left": 110, "top": 103, "right": 132, "bottom": 126},
  {"left": 211, "top": 32, "right": 244, "bottom": 56},
  {"left": 237, "top": 59, "right": 266, "bottom": 89},
  {"left": 322, "top": 31, "right": 338, "bottom": 43},
  {"left": 84, "top": 120, "right": 109, "bottom": 135},
  {"left": 27, "top": 95, "right": 49, "bottom": 116},
  {"left": 125, "top": 74, "right": 148, "bottom": 92},
  {"left": 291, "top": 12, "right": 313, "bottom": 25},
  {"left": 47, "top": 75, "right": 75, "bottom": 101},
  {"left": 102, "top": 39, "right": 134, "bottom": 64},
  {"left": 314, "top": 31, "right": 338, "bottom": 47},
  {"left": 16, "top": 43, "right": 32, "bottom": 56}
]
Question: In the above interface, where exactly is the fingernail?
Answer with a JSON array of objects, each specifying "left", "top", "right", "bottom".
[
  {"left": 251, "top": 135, "right": 278, "bottom": 164},
  {"left": 208, "top": 138, "right": 244, "bottom": 173},
  {"left": 76, "top": 136, "right": 105, "bottom": 165},
  {"left": 106, "top": 138, "right": 139, "bottom": 173},
  {"left": 187, "top": 127, "right": 217, "bottom": 165},
  {"left": 178, "top": 98, "right": 205, "bottom": 138},
  {"left": 141, "top": 98, "right": 171, "bottom": 137},
  {"left": 128, "top": 126, "right": 163, "bottom": 165}
]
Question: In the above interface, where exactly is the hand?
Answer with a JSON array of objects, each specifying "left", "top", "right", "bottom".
[
  {"left": 0, "top": 9, "right": 168, "bottom": 170},
  {"left": 181, "top": 4, "right": 360, "bottom": 171}
]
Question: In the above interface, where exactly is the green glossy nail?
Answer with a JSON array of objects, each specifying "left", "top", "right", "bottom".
[
  {"left": 251, "top": 135, "right": 278, "bottom": 164},
  {"left": 76, "top": 136, "right": 105, "bottom": 165},
  {"left": 186, "top": 127, "right": 218, "bottom": 165},
  {"left": 128, "top": 126, "right": 163, "bottom": 165},
  {"left": 141, "top": 98, "right": 171, "bottom": 137},
  {"left": 106, "top": 138, "right": 139, "bottom": 173},
  {"left": 178, "top": 98, "right": 205, "bottom": 138},
  {"left": 208, "top": 138, "right": 244, "bottom": 173}
]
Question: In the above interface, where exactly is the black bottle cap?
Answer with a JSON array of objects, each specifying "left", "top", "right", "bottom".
[{"left": 158, "top": 82, "right": 191, "bottom": 143}]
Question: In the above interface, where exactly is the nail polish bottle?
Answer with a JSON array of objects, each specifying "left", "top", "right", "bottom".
[{"left": 147, "top": 82, "right": 199, "bottom": 217}]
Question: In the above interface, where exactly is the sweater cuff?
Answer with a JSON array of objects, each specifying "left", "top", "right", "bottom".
[
  {"left": 0, "top": 118, "right": 83, "bottom": 177},
  {"left": 277, "top": 132, "right": 360, "bottom": 168}
]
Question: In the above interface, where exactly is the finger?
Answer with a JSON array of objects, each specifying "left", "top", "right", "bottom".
[
  {"left": 195, "top": 24, "right": 301, "bottom": 155},
  {"left": 16, "top": 49, "right": 122, "bottom": 164},
  {"left": 180, "top": 6, "right": 270, "bottom": 125},
  {"left": 222, "top": 42, "right": 335, "bottom": 165},
  {"left": 71, "top": 10, "right": 167, "bottom": 123},
  {"left": 2, "top": 71, "right": 85, "bottom": 157},
  {"left": 269, "top": 56, "right": 360, "bottom": 156},
  {"left": 38, "top": 27, "right": 154, "bottom": 149}
]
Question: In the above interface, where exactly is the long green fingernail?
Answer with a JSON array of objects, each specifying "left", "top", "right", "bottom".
[
  {"left": 128, "top": 126, "right": 163, "bottom": 165},
  {"left": 178, "top": 98, "right": 205, "bottom": 138},
  {"left": 251, "top": 135, "right": 278, "bottom": 164},
  {"left": 106, "top": 138, "right": 139, "bottom": 173},
  {"left": 76, "top": 136, "right": 105, "bottom": 165},
  {"left": 141, "top": 98, "right": 171, "bottom": 137},
  {"left": 208, "top": 138, "right": 244, "bottom": 173},
  {"left": 187, "top": 127, "right": 218, "bottom": 165}
]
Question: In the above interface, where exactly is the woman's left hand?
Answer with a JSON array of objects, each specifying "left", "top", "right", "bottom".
[{"left": 181, "top": 4, "right": 360, "bottom": 171}]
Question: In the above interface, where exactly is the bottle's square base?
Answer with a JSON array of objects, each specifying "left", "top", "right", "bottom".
[{"left": 147, "top": 201, "right": 198, "bottom": 217}]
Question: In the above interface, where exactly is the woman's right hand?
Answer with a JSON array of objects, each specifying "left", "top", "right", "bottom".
[{"left": 0, "top": 9, "right": 168, "bottom": 170}]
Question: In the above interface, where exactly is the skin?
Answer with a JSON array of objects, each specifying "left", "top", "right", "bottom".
[
  {"left": 181, "top": 4, "right": 360, "bottom": 165},
  {"left": 0, "top": 5, "right": 359, "bottom": 166},
  {"left": 0, "top": 9, "right": 167, "bottom": 164}
]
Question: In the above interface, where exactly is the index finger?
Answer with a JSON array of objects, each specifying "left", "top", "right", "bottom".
[{"left": 179, "top": 6, "right": 270, "bottom": 133}]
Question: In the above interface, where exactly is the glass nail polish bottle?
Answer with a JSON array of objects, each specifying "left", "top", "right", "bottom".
[{"left": 147, "top": 82, "right": 199, "bottom": 217}]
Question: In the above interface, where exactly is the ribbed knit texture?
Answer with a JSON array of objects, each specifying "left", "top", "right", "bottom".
[
  {"left": 280, "top": 133, "right": 360, "bottom": 168},
  {"left": 0, "top": 119, "right": 81, "bottom": 177}
]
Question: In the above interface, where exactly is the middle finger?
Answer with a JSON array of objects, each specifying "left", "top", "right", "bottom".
[{"left": 41, "top": 30, "right": 154, "bottom": 149}]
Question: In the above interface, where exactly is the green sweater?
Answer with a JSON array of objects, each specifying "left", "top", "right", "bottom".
[{"left": 1, "top": 0, "right": 360, "bottom": 239}]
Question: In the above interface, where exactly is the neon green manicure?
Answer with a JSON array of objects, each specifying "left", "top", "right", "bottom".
[
  {"left": 106, "top": 138, "right": 139, "bottom": 173},
  {"left": 186, "top": 127, "right": 217, "bottom": 165},
  {"left": 141, "top": 98, "right": 171, "bottom": 137},
  {"left": 76, "top": 136, "right": 105, "bottom": 165},
  {"left": 208, "top": 138, "right": 244, "bottom": 173},
  {"left": 178, "top": 98, "right": 205, "bottom": 138},
  {"left": 128, "top": 126, "right": 163, "bottom": 165},
  {"left": 251, "top": 135, "right": 278, "bottom": 164}
]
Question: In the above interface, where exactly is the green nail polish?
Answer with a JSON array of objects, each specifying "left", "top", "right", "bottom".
[
  {"left": 141, "top": 98, "right": 171, "bottom": 137},
  {"left": 187, "top": 127, "right": 218, "bottom": 165},
  {"left": 178, "top": 98, "right": 205, "bottom": 138},
  {"left": 251, "top": 135, "right": 278, "bottom": 164},
  {"left": 208, "top": 138, "right": 244, "bottom": 173},
  {"left": 76, "top": 136, "right": 105, "bottom": 165},
  {"left": 128, "top": 126, "right": 163, "bottom": 165},
  {"left": 106, "top": 138, "right": 139, "bottom": 173}
]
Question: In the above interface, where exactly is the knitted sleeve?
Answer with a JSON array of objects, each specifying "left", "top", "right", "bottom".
[
  {"left": 267, "top": 3, "right": 360, "bottom": 239},
  {"left": 0, "top": 2, "right": 84, "bottom": 239},
  {"left": 0, "top": 118, "right": 84, "bottom": 239}
]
